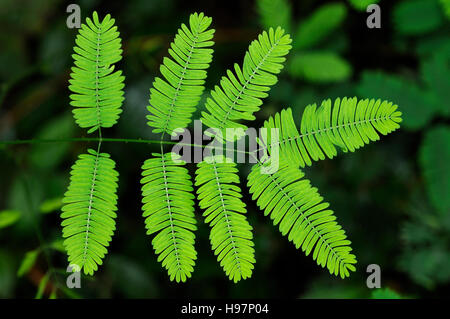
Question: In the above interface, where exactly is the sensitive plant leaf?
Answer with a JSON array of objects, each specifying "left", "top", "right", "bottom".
[
  {"left": 17, "top": 249, "right": 39, "bottom": 277},
  {"left": 419, "top": 126, "right": 450, "bottom": 215},
  {"left": 288, "top": 52, "right": 352, "bottom": 83},
  {"left": 195, "top": 156, "right": 255, "bottom": 282},
  {"left": 140, "top": 153, "right": 197, "bottom": 282},
  {"left": 257, "top": 0, "right": 292, "bottom": 32},
  {"left": 201, "top": 27, "right": 292, "bottom": 142},
  {"left": 356, "top": 71, "right": 436, "bottom": 130},
  {"left": 294, "top": 3, "right": 347, "bottom": 50},
  {"left": 0, "top": 210, "right": 21, "bottom": 229},
  {"left": 61, "top": 149, "right": 119, "bottom": 275},
  {"left": 393, "top": 0, "right": 444, "bottom": 36},
  {"left": 259, "top": 97, "right": 401, "bottom": 168},
  {"left": 247, "top": 161, "right": 357, "bottom": 278},
  {"left": 147, "top": 12, "right": 215, "bottom": 136},
  {"left": 69, "top": 11, "right": 125, "bottom": 133}
]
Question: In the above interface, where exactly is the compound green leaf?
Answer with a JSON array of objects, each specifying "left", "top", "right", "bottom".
[
  {"left": 147, "top": 12, "right": 215, "bottom": 136},
  {"left": 69, "top": 11, "right": 125, "bottom": 133}
]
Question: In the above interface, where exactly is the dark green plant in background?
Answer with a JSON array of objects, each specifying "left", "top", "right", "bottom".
[
  {"left": 258, "top": 0, "right": 351, "bottom": 83},
  {"left": 0, "top": 0, "right": 448, "bottom": 299}
]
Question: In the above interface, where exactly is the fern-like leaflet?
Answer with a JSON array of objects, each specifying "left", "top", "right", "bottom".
[
  {"left": 195, "top": 156, "right": 255, "bottom": 282},
  {"left": 247, "top": 97, "right": 402, "bottom": 278},
  {"left": 69, "top": 12, "right": 125, "bottom": 133},
  {"left": 259, "top": 97, "right": 402, "bottom": 167},
  {"left": 147, "top": 12, "right": 215, "bottom": 136},
  {"left": 61, "top": 149, "right": 119, "bottom": 275},
  {"left": 201, "top": 27, "right": 292, "bottom": 141},
  {"left": 248, "top": 160, "right": 356, "bottom": 278},
  {"left": 141, "top": 13, "right": 215, "bottom": 282},
  {"left": 62, "top": 12, "right": 124, "bottom": 275},
  {"left": 141, "top": 153, "right": 197, "bottom": 282}
]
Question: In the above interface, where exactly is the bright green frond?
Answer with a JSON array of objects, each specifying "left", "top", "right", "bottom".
[
  {"left": 259, "top": 97, "right": 402, "bottom": 168},
  {"left": 140, "top": 152, "right": 197, "bottom": 282},
  {"left": 61, "top": 149, "right": 119, "bottom": 275},
  {"left": 201, "top": 27, "right": 292, "bottom": 142},
  {"left": 247, "top": 161, "right": 357, "bottom": 278},
  {"left": 69, "top": 11, "right": 125, "bottom": 133},
  {"left": 195, "top": 156, "right": 255, "bottom": 283},
  {"left": 147, "top": 12, "right": 215, "bottom": 136}
]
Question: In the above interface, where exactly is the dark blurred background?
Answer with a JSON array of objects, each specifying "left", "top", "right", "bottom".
[{"left": 0, "top": 0, "right": 449, "bottom": 298}]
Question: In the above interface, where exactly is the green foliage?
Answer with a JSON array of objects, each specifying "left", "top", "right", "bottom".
[
  {"left": 256, "top": 0, "right": 351, "bottom": 84},
  {"left": 421, "top": 51, "right": 450, "bottom": 117},
  {"left": 35, "top": 273, "right": 49, "bottom": 299},
  {"left": 371, "top": 288, "right": 402, "bottom": 299},
  {"left": 260, "top": 97, "right": 402, "bottom": 168},
  {"left": 140, "top": 13, "right": 213, "bottom": 283},
  {"left": 39, "top": 197, "right": 63, "bottom": 214},
  {"left": 399, "top": 198, "right": 450, "bottom": 289},
  {"left": 200, "top": 27, "right": 292, "bottom": 141},
  {"left": 257, "top": 0, "right": 292, "bottom": 32},
  {"left": 393, "top": 0, "right": 444, "bottom": 36},
  {"left": 357, "top": 71, "right": 435, "bottom": 130},
  {"left": 248, "top": 161, "right": 357, "bottom": 279},
  {"left": 288, "top": 52, "right": 351, "bottom": 83},
  {"left": 61, "top": 149, "right": 119, "bottom": 275},
  {"left": 0, "top": 210, "right": 21, "bottom": 229},
  {"left": 440, "top": 0, "right": 450, "bottom": 19},
  {"left": 419, "top": 126, "right": 450, "bottom": 215},
  {"left": 294, "top": 3, "right": 347, "bottom": 50},
  {"left": 195, "top": 156, "right": 255, "bottom": 283},
  {"left": 17, "top": 249, "right": 39, "bottom": 277},
  {"left": 140, "top": 153, "right": 197, "bottom": 283},
  {"left": 348, "top": 0, "right": 380, "bottom": 11},
  {"left": 8, "top": 8, "right": 405, "bottom": 288},
  {"left": 30, "top": 113, "right": 75, "bottom": 170},
  {"left": 61, "top": 11, "right": 124, "bottom": 276},
  {"left": 69, "top": 12, "right": 125, "bottom": 133},
  {"left": 146, "top": 12, "right": 215, "bottom": 136}
]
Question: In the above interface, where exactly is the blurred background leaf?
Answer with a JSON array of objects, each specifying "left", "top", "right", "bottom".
[
  {"left": 293, "top": 3, "right": 347, "bottom": 50},
  {"left": 0, "top": 210, "right": 21, "bottom": 229},
  {"left": 419, "top": 126, "right": 450, "bottom": 215},
  {"left": 289, "top": 52, "right": 352, "bottom": 83},
  {"left": 393, "top": 0, "right": 444, "bottom": 35},
  {"left": 348, "top": 0, "right": 380, "bottom": 11}
]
